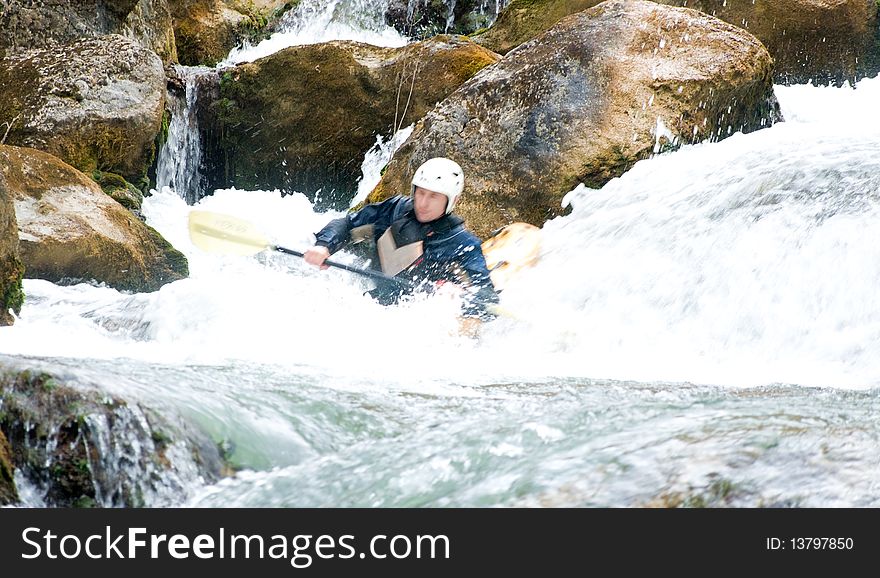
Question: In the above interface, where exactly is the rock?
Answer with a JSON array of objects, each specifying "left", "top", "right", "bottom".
[
  {"left": 0, "top": 169, "right": 26, "bottom": 326},
  {"left": 0, "top": 428, "right": 17, "bottom": 505},
  {"left": 373, "top": 0, "right": 781, "bottom": 238},
  {"left": 0, "top": 144, "right": 188, "bottom": 292},
  {"left": 473, "top": 0, "right": 880, "bottom": 85},
  {"left": 212, "top": 34, "right": 499, "bottom": 207},
  {"left": 657, "top": 0, "right": 880, "bottom": 85},
  {"left": 0, "top": 34, "right": 166, "bottom": 184},
  {"left": 170, "top": 0, "right": 247, "bottom": 66},
  {"left": 169, "top": 0, "right": 294, "bottom": 66},
  {"left": 119, "top": 0, "right": 179, "bottom": 64},
  {"left": 0, "top": 359, "right": 228, "bottom": 507},
  {"left": 93, "top": 171, "right": 146, "bottom": 213},
  {"left": 472, "top": 0, "right": 604, "bottom": 55},
  {"left": 0, "top": 0, "right": 177, "bottom": 64}
]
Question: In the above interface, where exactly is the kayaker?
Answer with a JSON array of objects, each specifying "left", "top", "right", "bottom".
[{"left": 303, "top": 157, "right": 499, "bottom": 320}]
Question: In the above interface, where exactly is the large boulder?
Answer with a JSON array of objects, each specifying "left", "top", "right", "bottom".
[
  {"left": 213, "top": 34, "right": 500, "bottom": 207},
  {"left": 0, "top": 35, "right": 166, "bottom": 186},
  {"left": 0, "top": 0, "right": 177, "bottom": 64},
  {"left": 0, "top": 170, "right": 25, "bottom": 326},
  {"left": 169, "top": 0, "right": 294, "bottom": 66},
  {"left": 658, "top": 0, "right": 880, "bottom": 85},
  {"left": 0, "top": 360, "right": 228, "bottom": 507},
  {"left": 374, "top": 0, "right": 781, "bottom": 238},
  {"left": 120, "top": 0, "right": 179, "bottom": 64},
  {"left": 0, "top": 145, "right": 188, "bottom": 292},
  {"left": 473, "top": 0, "right": 880, "bottom": 85}
]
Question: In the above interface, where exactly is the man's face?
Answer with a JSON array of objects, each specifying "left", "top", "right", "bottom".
[{"left": 413, "top": 186, "right": 448, "bottom": 222}]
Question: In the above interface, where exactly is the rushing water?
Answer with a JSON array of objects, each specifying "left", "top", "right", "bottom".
[
  {"left": 155, "top": 65, "right": 215, "bottom": 204},
  {"left": 3, "top": 8, "right": 880, "bottom": 506},
  {"left": 222, "top": 0, "right": 409, "bottom": 65}
]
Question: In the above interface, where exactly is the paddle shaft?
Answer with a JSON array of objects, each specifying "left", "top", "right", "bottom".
[{"left": 273, "top": 245, "right": 415, "bottom": 288}]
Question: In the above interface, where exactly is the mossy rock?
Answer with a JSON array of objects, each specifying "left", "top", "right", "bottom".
[
  {"left": 0, "top": 428, "right": 17, "bottom": 505},
  {"left": 93, "top": 170, "right": 145, "bottom": 211},
  {"left": 213, "top": 35, "right": 499, "bottom": 207},
  {"left": 0, "top": 35, "right": 165, "bottom": 183},
  {"left": 657, "top": 0, "right": 880, "bottom": 85},
  {"left": 0, "top": 169, "right": 25, "bottom": 326},
  {"left": 0, "top": 262, "right": 24, "bottom": 326},
  {"left": 0, "top": 362, "right": 232, "bottom": 507},
  {"left": 2, "top": 144, "right": 188, "bottom": 292},
  {"left": 172, "top": 0, "right": 296, "bottom": 66},
  {"left": 0, "top": 369, "right": 104, "bottom": 506},
  {"left": 474, "top": 0, "right": 880, "bottom": 84},
  {"left": 0, "top": 0, "right": 177, "bottom": 65}
]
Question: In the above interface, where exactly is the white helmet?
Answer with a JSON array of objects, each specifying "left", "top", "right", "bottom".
[{"left": 411, "top": 157, "right": 464, "bottom": 214}]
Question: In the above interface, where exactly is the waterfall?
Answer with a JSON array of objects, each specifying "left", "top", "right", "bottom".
[
  {"left": 445, "top": 0, "right": 457, "bottom": 33},
  {"left": 154, "top": 65, "right": 214, "bottom": 205},
  {"left": 222, "top": 0, "right": 407, "bottom": 65}
]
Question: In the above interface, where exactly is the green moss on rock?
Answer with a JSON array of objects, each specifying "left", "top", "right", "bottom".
[
  {"left": 1, "top": 166, "right": 25, "bottom": 325},
  {"left": 93, "top": 170, "right": 145, "bottom": 211},
  {"left": 215, "top": 37, "right": 498, "bottom": 203},
  {"left": 1, "top": 256, "right": 24, "bottom": 321},
  {"left": 0, "top": 428, "right": 17, "bottom": 505}
]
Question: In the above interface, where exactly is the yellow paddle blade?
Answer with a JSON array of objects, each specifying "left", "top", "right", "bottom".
[
  {"left": 481, "top": 222, "right": 541, "bottom": 292},
  {"left": 188, "top": 210, "right": 272, "bottom": 256}
]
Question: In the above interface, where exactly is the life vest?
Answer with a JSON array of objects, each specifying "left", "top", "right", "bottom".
[{"left": 350, "top": 212, "right": 463, "bottom": 277}]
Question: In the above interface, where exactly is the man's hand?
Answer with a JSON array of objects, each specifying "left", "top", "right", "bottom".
[{"left": 303, "top": 246, "right": 331, "bottom": 269}]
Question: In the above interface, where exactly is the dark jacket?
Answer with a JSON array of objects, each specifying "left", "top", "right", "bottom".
[{"left": 314, "top": 196, "right": 499, "bottom": 318}]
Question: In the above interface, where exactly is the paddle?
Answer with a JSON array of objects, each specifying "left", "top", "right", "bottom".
[{"left": 187, "top": 210, "right": 415, "bottom": 288}]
